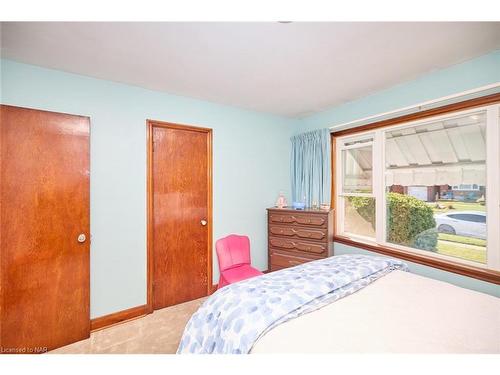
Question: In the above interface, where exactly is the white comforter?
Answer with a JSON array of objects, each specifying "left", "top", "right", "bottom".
[{"left": 251, "top": 270, "right": 500, "bottom": 353}]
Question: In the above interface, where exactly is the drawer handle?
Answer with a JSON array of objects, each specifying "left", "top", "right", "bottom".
[{"left": 288, "top": 260, "right": 302, "bottom": 266}]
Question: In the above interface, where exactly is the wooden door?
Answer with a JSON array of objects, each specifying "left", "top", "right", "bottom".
[
  {"left": 148, "top": 121, "right": 212, "bottom": 310},
  {"left": 0, "top": 105, "right": 90, "bottom": 353}
]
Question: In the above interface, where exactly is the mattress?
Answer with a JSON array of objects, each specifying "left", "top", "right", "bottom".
[{"left": 251, "top": 270, "right": 500, "bottom": 353}]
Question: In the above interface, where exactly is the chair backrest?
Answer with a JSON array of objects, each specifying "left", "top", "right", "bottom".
[{"left": 216, "top": 234, "right": 251, "bottom": 272}]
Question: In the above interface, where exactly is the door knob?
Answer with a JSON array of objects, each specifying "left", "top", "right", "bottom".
[
  {"left": 200, "top": 220, "right": 207, "bottom": 226},
  {"left": 77, "top": 234, "right": 86, "bottom": 243}
]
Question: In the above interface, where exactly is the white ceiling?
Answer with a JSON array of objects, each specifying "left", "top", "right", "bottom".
[{"left": 1, "top": 22, "right": 500, "bottom": 118}]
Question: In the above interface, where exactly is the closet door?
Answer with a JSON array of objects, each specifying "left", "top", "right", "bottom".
[
  {"left": 0, "top": 105, "right": 90, "bottom": 353},
  {"left": 149, "top": 121, "right": 212, "bottom": 310}
]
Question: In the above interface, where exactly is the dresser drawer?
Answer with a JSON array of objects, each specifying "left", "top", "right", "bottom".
[
  {"left": 267, "top": 208, "right": 334, "bottom": 272},
  {"left": 270, "top": 249, "right": 321, "bottom": 269},
  {"left": 269, "top": 236, "right": 327, "bottom": 255},
  {"left": 269, "top": 225, "right": 327, "bottom": 241},
  {"left": 268, "top": 212, "right": 327, "bottom": 227}
]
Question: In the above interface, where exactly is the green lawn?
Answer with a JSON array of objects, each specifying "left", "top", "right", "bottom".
[
  {"left": 438, "top": 233, "right": 486, "bottom": 247},
  {"left": 434, "top": 233, "right": 486, "bottom": 264},
  {"left": 436, "top": 240, "right": 486, "bottom": 264},
  {"left": 428, "top": 201, "right": 486, "bottom": 213},
  {"left": 427, "top": 202, "right": 487, "bottom": 263}
]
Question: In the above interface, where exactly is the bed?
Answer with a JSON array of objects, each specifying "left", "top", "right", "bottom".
[{"left": 177, "top": 254, "right": 500, "bottom": 354}]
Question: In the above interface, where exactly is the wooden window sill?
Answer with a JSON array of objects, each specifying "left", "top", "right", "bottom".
[{"left": 333, "top": 235, "right": 500, "bottom": 285}]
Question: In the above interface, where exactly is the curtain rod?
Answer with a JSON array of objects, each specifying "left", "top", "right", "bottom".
[{"left": 329, "top": 82, "right": 500, "bottom": 132}]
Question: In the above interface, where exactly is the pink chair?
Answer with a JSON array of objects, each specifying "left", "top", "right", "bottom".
[{"left": 216, "top": 234, "right": 264, "bottom": 289}]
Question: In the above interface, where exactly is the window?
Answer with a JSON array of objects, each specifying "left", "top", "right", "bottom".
[
  {"left": 342, "top": 144, "right": 373, "bottom": 194},
  {"left": 338, "top": 137, "right": 376, "bottom": 240},
  {"left": 335, "top": 102, "right": 500, "bottom": 274},
  {"left": 452, "top": 184, "right": 481, "bottom": 191}
]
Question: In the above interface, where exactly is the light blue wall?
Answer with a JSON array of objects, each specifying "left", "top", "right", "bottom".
[
  {"left": 299, "top": 50, "right": 500, "bottom": 298},
  {"left": 2, "top": 50, "right": 499, "bottom": 318},
  {"left": 298, "top": 50, "right": 500, "bottom": 133},
  {"left": 335, "top": 242, "right": 500, "bottom": 297},
  {"left": 0, "top": 59, "right": 299, "bottom": 318}
]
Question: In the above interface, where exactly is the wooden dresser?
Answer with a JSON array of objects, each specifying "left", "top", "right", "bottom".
[{"left": 267, "top": 208, "right": 334, "bottom": 272}]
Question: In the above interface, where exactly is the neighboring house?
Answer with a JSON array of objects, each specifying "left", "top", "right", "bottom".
[
  {"left": 389, "top": 184, "right": 450, "bottom": 202},
  {"left": 450, "top": 184, "right": 485, "bottom": 201},
  {"left": 388, "top": 184, "right": 484, "bottom": 202}
]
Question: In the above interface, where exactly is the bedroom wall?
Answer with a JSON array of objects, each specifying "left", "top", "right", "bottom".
[
  {"left": 297, "top": 50, "right": 500, "bottom": 297},
  {"left": 0, "top": 59, "right": 298, "bottom": 318},
  {"left": 2, "top": 50, "right": 499, "bottom": 317}
]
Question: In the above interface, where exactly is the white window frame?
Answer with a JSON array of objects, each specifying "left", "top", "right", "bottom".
[
  {"left": 335, "top": 104, "right": 500, "bottom": 271},
  {"left": 336, "top": 135, "right": 376, "bottom": 243}
]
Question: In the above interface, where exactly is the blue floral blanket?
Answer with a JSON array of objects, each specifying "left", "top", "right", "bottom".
[{"left": 177, "top": 254, "right": 408, "bottom": 354}]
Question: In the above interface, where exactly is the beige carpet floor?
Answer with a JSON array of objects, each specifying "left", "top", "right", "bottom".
[{"left": 50, "top": 297, "right": 206, "bottom": 354}]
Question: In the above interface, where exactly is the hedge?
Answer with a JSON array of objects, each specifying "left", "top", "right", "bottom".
[
  {"left": 347, "top": 192, "right": 437, "bottom": 250},
  {"left": 413, "top": 228, "right": 438, "bottom": 252},
  {"left": 386, "top": 192, "right": 436, "bottom": 247}
]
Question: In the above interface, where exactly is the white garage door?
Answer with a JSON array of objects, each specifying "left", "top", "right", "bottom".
[{"left": 408, "top": 186, "right": 428, "bottom": 201}]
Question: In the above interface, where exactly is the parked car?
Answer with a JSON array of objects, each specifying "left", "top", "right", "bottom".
[{"left": 434, "top": 211, "right": 486, "bottom": 239}]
